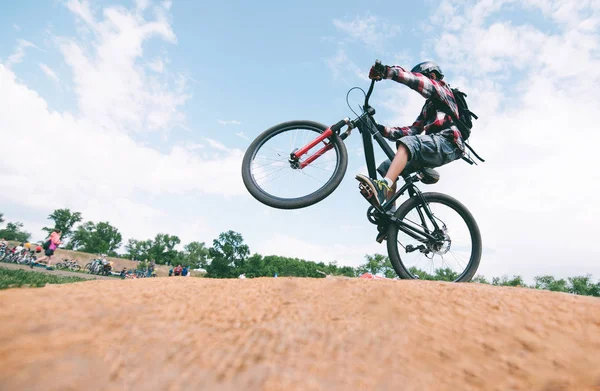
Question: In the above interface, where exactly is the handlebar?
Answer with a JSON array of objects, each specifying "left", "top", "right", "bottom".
[{"left": 364, "top": 59, "right": 381, "bottom": 109}]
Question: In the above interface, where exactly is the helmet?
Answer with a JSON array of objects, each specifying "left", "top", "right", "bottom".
[{"left": 411, "top": 61, "right": 444, "bottom": 79}]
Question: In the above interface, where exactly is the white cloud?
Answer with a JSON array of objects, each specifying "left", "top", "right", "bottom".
[
  {"left": 411, "top": 0, "right": 600, "bottom": 281},
  {"left": 147, "top": 58, "right": 165, "bottom": 73},
  {"left": 217, "top": 119, "right": 241, "bottom": 125},
  {"left": 134, "top": 0, "right": 150, "bottom": 11},
  {"left": 13, "top": 24, "right": 20, "bottom": 31},
  {"left": 59, "top": 0, "right": 184, "bottom": 134},
  {"left": 0, "top": 1, "right": 246, "bottom": 247},
  {"left": 332, "top": 15, "right": 400, "bottom": 52},
  {"left": 203, "top": 137, "right": 230, "bottom": 152},
  {"left": 4, "top": 39, "right": 38, "bottom": 67},
  {"left": 39, "top": 63, "right": 59, "bottom": 82},
  {"left": 235, "top": 132, "right": 249, "bottom": 140},
  {"left": 326, "top": 48, "right": 369, "bottom": 83}
]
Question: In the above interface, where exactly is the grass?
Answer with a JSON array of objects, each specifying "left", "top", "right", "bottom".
[{"left": 0, "top": 268, "right": 88, "bottom": 290}]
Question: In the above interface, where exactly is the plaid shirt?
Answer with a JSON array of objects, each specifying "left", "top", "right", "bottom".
[{"left": 380, "top": 66, "right": 463, "bottom": 148}]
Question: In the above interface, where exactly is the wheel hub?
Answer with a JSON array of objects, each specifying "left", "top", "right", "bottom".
[
  {"left": 428, "top": 227, "right": 451, "bottom": 255},
  {"left": 289, "top": 149, "right": 301, "bottom": 169}
]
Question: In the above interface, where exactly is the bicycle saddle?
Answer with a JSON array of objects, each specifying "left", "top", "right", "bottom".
[{"left": 417, "top": 168, "right": 440, "bottom": 184}]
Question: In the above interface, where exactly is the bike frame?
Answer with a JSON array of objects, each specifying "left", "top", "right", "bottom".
[{"left": 290, "top": 79, "right": 442, "bottom": 244}]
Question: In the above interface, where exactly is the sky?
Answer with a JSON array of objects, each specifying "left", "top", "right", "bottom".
[{"left": 1, "top": 0, "right": 599, "bottom": 283}]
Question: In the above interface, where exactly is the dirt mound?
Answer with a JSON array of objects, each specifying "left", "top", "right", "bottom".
[{"left": 0, "top": 278, "right": 599, "bottom": 390}]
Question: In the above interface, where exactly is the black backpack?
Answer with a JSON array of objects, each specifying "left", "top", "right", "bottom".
[
  {"left": 42, "top": 239, "right": 51, "bottom": 250},
  {"left": 431, "top": 87, "right": 485, "bottom": 164}
]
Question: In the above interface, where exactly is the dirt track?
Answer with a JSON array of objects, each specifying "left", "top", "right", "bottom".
[{"left": 0, "top": 277, "right": 599, "bottom": 391}]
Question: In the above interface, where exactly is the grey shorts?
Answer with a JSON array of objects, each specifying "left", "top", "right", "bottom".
[{"left": 377, "top": 133, "right": 463, "bottom": 178}]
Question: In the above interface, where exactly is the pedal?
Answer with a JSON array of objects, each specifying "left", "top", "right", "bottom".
[{"left": 358, "top": 182, "right": 373, "bottom": 200}]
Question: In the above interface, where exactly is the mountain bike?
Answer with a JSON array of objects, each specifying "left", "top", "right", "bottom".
[
  {"left": 241, "top": 60, "right": 482, "bottom": 282},
  {"left": 55, "top": 259, "right": 82, "bottom": 272}
]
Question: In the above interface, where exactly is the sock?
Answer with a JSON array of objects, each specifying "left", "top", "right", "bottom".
[{"left": 383, "top": 177, "right": 394, "bottom": 187}]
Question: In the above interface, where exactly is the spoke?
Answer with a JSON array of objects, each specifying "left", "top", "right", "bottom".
[
  {"left": 303, "top": 164, "right": 335, "bottom": 173},
  {"left": 449, "top": 252, "right": 467, "bottom": 270},
  {"left": 298, "top": 169, "right": 326, "bottom": 184},
  {"left": 253, "top": 165, "right": 288, "bottom": 182},
  {"left": 255, "top": 156, "right": 288, "bottom": 163},
  {"left": 252, "top": 159, "right": 288, "bottom": 170}
]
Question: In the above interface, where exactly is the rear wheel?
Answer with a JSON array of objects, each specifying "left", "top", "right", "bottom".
[
  {"left": 386, "top": 192, "right": 482, "bottom": 282},
  {"left": 241, "top": 120, "right": 348, "bottom": 209}
]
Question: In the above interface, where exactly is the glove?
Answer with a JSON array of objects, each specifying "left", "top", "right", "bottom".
[{"left": 369, "top": 63, "right": 389, "bottom": 80}]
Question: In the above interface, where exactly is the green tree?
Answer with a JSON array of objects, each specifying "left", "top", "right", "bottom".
[
  {"left": 181, "top": 241, "right": 209, "bottom": 269},
  {"left": 568, "top": 275, "right": 600, "bottom": 297},
  {"left": 534, "top": 275, "right": 568, "bottom": 292},
  {"left": 356, "top": 254, "right": 396, "bottom": 278},
  {"left": 491, "top": 275, "right": 528, "bottom": 287},
  {"left": 0, "top": 221, "right": 31, "bottom": 242},
  {"left": 124, "top": 239, "right": 152, "bottom": 261},
  {"left": 206, "top": 231, "right": 250, "bottom": 278},
  {"left": 357, "top": 254, "right": 386, "bottom": 275},
  {"left": 0, "top": 213, "right": 4, "bottom": 224},
  {"left": 42, "top": 209, "right": 83, "bottom": 240},
  {"left": 146, "top": 233, "right": 181, "bottom": 265},
  {"left": 67, "top": 221, "right": 122, "bottom": 255},
  {"left": 124, "top": 234, "right": 182, "bottom": 265},
  {"left": 471, "top": 275, "right": 490, "bottom": 284}
]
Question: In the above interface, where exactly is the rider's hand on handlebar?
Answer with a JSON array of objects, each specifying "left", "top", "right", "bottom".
[{"left": 369, "top": 62, "right": 389, "bottom": 81}]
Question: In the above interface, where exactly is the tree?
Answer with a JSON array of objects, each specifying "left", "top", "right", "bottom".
[
  {"left": 125, "top": 239, "right": 152, "bottom": 261},
  {"left": 471, "top": 275, "right": 490, "bottom": 284},
  {"left": 146, "top": 233, "right": 181, "bottom": 265},
  {"left": 534, "top": 275, "right": 568, "bottom": 292},
  {"left": 568, "top": 275, "right": 600, "bottom": 297},
  {"left": 357, "top": 254, "right": 395, "bottom": 277},
  {"left": 0, "top": 221, "right": 31, "bottom": 242},
  {"left": 67, "top": 221, "right": 122, "bottom": 255},
  {"left": 0, "top": 213, "right": 4, "bottom": 224},
  {"left": 491, "top": 275, "right": 528, "bottom": 287},
  {"left": 182, "top": 241, "right": 209, "bottom": 269},
  {"left": 357, "top": 254, "right": 384, "bottom": 275},
  {"left": 206, "top": 231, "right": 250, "bottom": 278},
  {"left": 42, "top": 209, "right": 83, "bottom": 240}
]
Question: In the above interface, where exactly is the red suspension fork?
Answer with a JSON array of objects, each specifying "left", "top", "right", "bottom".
[
  {"left": 292, "top": 128, "right": 332, "bottom": 160},
  {"left": 299, "top": 142, "right": 334, "bottom": 168},
  {"left": 291, "top": 119, "right": 347, "bottom": 169}
]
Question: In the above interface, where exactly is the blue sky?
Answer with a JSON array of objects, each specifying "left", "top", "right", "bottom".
[{"left": 1, "top": 0, "right": 599, "bottom": 283}]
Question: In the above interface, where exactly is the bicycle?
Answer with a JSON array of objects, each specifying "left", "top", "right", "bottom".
[
  {"left": 55, "top": 259, "right": 82, "bottom": 272},
  {"left": 241, "top": 60, "right": 482, "bottom": 282}
]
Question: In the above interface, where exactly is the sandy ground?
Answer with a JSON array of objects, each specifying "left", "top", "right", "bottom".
[
  {"left": 0, "top": 277, "right": 599, "bottom": 391},
  {"left": 0, "top": 262, "right": 115, "bottom": 280}
]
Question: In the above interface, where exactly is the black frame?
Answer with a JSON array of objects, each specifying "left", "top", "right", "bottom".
[{"left": 343, "top": 79, "right": 442, "bottom": 244}]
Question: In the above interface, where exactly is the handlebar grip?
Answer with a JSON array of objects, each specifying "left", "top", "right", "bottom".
[{"left": 330, "top": 119, "right": 347, "bottom": 133}]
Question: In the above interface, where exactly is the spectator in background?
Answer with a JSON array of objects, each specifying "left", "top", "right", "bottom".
[
  {"left": 13, "top": 243, "right": 25, "bottom": 254},
  {"left": 147, "top": 259, "right": 156, "bottom": 277},
  {"left": 174, "top": 264, "right": 182, "bottom": 276},
  {"left": 31, "top": 229, "right": 62, "bottom": 270},
  {"left": 182, "top": 266, "right": 188, "bottom": 277}
]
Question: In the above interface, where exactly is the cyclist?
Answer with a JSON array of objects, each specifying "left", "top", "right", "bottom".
[
  {"left": 30, "top": 229, "right": 62, "bottom": 269},
  {"left": 356, "top": 61, "right": 465, "bottom": 211}
]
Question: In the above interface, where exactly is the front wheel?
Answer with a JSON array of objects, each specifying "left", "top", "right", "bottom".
[
  {"left": 386, "top": 192, "right": 482, "bottom": 282},
  {"left": 241, "top": 120, "right": 348, "bottom": 209}
]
